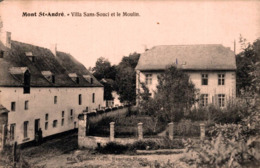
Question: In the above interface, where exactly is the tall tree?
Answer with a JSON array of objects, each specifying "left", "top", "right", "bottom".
[
  {"left": 236, "top": 36, "right": 260, "bottom": 95},
  {"left": 92, "top": 57, "right": 112, "bottom": 80},
  {"left": 139, "top": 65, "right": 198, "bottom": 122},
  {"left": 114, "top": 52, "right": 140, "bottom": 104}
]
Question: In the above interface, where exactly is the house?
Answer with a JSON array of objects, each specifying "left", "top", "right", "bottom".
[
  {"left": 135, "top": 44, "right": 236, "bottom": 107},
  {"left": 100, "top": 78, "right": 123, "bottom": 107},
  {"left": 0, "top": 31, "right": 104, "bottom": 145}
]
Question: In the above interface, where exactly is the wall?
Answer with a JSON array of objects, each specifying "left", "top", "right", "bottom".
[
  {"left": 0, "top": 86, "right": 104, "bottom": 145},
  {"left": 137, "top": 70, "right": 236, "bottom": 104}
]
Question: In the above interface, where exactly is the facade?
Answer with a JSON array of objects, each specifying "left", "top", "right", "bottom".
[
  {"left": 100, "top": 78, "right": 123, "bottom": 107},
  {"left": 0, "top": 31, "right": 104, "bottom": 145},
  {"left": 135, "top": 44, "right": 236, "bottom": 107}
]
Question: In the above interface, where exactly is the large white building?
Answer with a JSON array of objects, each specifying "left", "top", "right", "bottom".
[
  {"left": 0, "top": 31, "right": 104, "bottom": 145},
  {"left": 135, "top": 44, "right": 236, "bottom": 107}
]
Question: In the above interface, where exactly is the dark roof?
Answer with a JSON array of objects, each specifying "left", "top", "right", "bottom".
[
  {"left": 0, "top": 104, "right": 9, "bottom": 114},
  {"left": 0, "top": 40, "right": 102, "bottom": 87},
  {"left": 135, "top": 44, "right": 236, "bottom": 71}
]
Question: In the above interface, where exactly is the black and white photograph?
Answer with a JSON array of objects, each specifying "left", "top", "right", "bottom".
[{"left": 0, "top": 0, "right": 259, "bottom": 167}]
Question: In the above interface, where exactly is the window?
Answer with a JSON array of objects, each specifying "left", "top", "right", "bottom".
[
  {"left": 45, "top": 114, "right": 48, "bottom": 120},
  {"left": 11, "top": 102, "right": 16, "bottom": 111},
  {"left": 92, "top": 93, "right": 95, "bottom": 103},
  {"left": 200, "top": 94, "right": 208, "bottom": 107},
  {"left": 201, "top": 74, "right": 208, "bottom": 85},
  {"left": 61, "top": 119, "right": 64, "bottom": 126},
  {"left": 24, "top": 121, "right": 29, "bottom": 138},
  {"left": 45, "top": 114, "right": 48, "bottom": 130},
  {"left": 61, "top": 111, "right": 65, "bottom": 126},
  {"left": 145, "top": 74, "right": 152, "bottom": 85},
  {"left": 79, "top": 94, "right": 82, "bottom": 105},
  {"left": 90, "top": 78, "right": 93, "bottom": 84},
  {"left": 45, "top": 122, "right": 48, "bottom": 130},
  {"left": 0, "top": 50, "right": 4, "bottom": 58},
  {"left": 76, "top": 77, "right": 79, "bottom": 84},
  {"left": 218, "top": 74, "right": 225, "bottom": 85},
  {"left": 52, "top": 75, "right": 55, "bottom": 83},
  {"left": 54, "top": 96, "right": 57, "bottom": 104},
  {"left": 53, "top": 120, "right": 58, "bottom": 128},
  {"left": 10, "top": 124, "right": 16, "bottom": 140},
  {"left": 218, "top": 94, "right": 225, "bottom": 107},
  {"left": 24, "top": 100, "right": 29, "bottom": 110},
  {"left": 70, "top": 109, "right": 73, "bottom": 120},
  {"left": 23, "top": 70, "right": 31, "bottom": 94}
]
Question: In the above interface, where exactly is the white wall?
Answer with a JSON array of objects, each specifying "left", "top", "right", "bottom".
[
  {"left": 0, "top": 86, "right": 104, "bottom": 144},
  {"left": 137, "top": 70, "right": 236, "bottom": 104}
]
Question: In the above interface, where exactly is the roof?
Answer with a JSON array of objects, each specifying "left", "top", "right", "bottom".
[
  {"left": 0, "top": 104, "right": 9, "bottom": 114},
  {"left": 0, "top": 40, "right": 102, "bottom": 87},
  {"left": 135, "top": 44, "right": 236, "bottom": 71}
]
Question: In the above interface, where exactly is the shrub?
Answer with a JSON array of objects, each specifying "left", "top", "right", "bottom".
[
  {"left": 182, "top": 123, "right": 260, "bottom": 168},
  {"left": 96, "top": 142, "right": 128, "bottom": 154},
  {"left": 130, "top": 140, "right": 159, "bottom": 150}
]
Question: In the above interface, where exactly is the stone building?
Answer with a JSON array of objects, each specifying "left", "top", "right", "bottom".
[
  {"left": 135, "top": 44, "right": 236, "bottom": 107},
  {"left": 0, "top": 31, "right": 104, "bottom": 145}
]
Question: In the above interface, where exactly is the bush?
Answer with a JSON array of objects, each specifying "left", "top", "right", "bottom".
[
  {"left": 130, "top": 140, "right": 159, "bottom": 150},
  {"left": 96, "top": 139, "right": 186, "bottom": 154},
  {"left": 182, "top": 123, "right": 260, "bottom": 168},
  {"left": 186, "top": 101, "right": 249, "bottom": 124},
  {"left": 96, "top": 142, "right": 128, "bottom": 154}
]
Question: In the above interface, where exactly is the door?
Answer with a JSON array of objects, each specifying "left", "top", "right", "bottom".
[{"left": 34, "top": 119, "right": 40, "bottom": 137}]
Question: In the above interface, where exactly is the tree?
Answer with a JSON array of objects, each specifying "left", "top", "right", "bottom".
[
  {"left": 139, "top": 65, "right": 198, "bottom": 122},
  {"left": 236, "top": 36, "right": 260, "bottom": 95},
  {"left": 114, "top": 52, "right": 140, "bottom": 104},
  {"left": 92, "top": 57, "right": 113, "bottom": 80}
]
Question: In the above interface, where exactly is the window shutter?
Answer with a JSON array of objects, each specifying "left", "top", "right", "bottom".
[{"left": 214, "top": 94, "right": 219, "bottom": 107}]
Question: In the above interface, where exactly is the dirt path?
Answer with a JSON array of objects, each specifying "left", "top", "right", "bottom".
[{"left": 35, "top": 149, "right": 191, "bottom": 168}]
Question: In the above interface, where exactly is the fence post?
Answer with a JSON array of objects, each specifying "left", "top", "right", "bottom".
[
  {"left": 168, "top": 122, "right": 174, "bottom": 140},
  {"left": 110, "top": 122, "right": 115, "bottom": 141},
  {"left": 13, "top": 141, "right": 17, "bottom": 168},
  {"left": 138, "top": 122, "right": 143, "bottom": 140},
  {"left": 1, "top": 124, "right": 6, "bottom": 151},
  {"left": 200, "top": 123, "right": 205, "bottom": 140}
]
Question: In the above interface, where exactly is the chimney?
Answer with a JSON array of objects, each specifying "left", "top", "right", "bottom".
[
  {"left": 0, "top": 31, "right": 11, "bottom": 48},
  {"left": 50, "top": 44, "right": 57, "bottom": 56}
]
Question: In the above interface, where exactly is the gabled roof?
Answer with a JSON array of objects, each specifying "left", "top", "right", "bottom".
[
  {"left": 135, "top": 44, "right": 236, "bottom": 71},
  {"left": 0, "top": 40, "right": 102, "bottom": 87},
  {"left": 0, "top": 104, "right": 9, "bottom": 114}
]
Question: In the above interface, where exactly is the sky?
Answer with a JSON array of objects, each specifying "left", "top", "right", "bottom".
[{"left": 0, "top": 0, "right": 259, "bottom": 68}]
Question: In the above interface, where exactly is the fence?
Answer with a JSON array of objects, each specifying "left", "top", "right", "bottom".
[{"left": 78, "top": 113, "right": 207, "bottom": 149}]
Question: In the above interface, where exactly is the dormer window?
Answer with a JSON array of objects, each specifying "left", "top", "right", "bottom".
[
  {"left": 69, "top": 73, "right": 79, "bottom": 84},
  {"left": 25, "top": 52, "right": 35, "bottom": 62},
  {"left": 9, "top": 67, "right": 30, "bottom": 94},
  {"left": 83, "top": 75, "right": 93, "bottom": 84},
  {"left": 41, "top": 71, "right": 55, "bottom": 84},
  {"left": 0, "top": 50, "right": 4, "bottom": 58}
]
